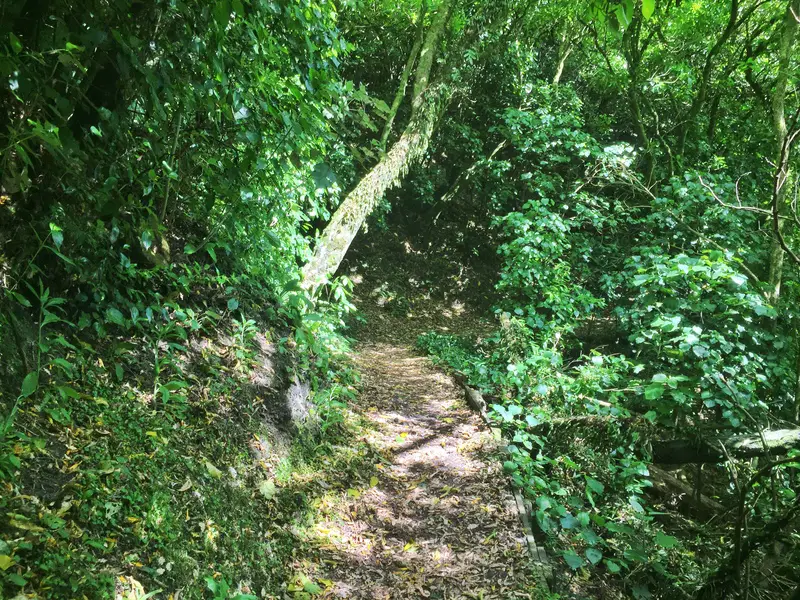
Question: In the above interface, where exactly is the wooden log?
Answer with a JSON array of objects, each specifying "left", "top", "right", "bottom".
[
  {"left": 652, "top": 429, "right": 800, "bottom": 464},
  {"left": 530, "top": 416, "right": 800, "bottom": 464},
  {"left": 647, "top": 465, "right": 724, "bottom": 518}
]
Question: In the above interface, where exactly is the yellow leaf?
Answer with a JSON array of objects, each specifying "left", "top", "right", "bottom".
[
  {"left": 145, "top": 431, "right": 157, "bottom": 437},
  {"left": 369, "top": 476, "right": 379, "bottom": 487},
  {"left": 9, "top": 518, "right": 44, "bottom": 532},
  {"left": 0, "top": 555, "right": 15, "bottom": 570},
  {"left": 346, "top": 488, "right": 360, "bottom": 498}
]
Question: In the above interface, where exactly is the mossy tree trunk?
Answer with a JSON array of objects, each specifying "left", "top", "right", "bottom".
[{"left": 302, "top": 0, "right": 452, "bottom": 290}]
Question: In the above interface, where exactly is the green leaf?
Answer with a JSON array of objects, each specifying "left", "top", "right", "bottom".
[
  {"left": 56, "top": 385, "right": 80, "bottom": 399},
  {"left": 585, "top": 548, "right": 603, "bottom": 565},
  {"left": 312, "top": 162, "right": 337, "bottom": 190},
  {"left": 21, "top": 371, "right": 39, "bottom": 397},
  {"left": 628, "top": 495, "right": 645, "bottom": 513},
  {"left": 642, "top": 0, "right": 655, "bottom": 20},
  {"left": 49, "top": 223, "right": 64, "bottom": 249},
  {"left": 560, "top": 514, "right": 578, "bottom": 529},
  {"left": 141, "top": 230, "right": 154, "bottom": 251},
  {"left": 303, "top": 581, "right": 323, "bottom": 594},
  {"left": 502, "top": 460, "right": 518, "bottom": 473},
  {"left": 9, "top": 33, "right": 23, "bottom": 54},
  {"left": 7, "top": 572, "right": 26, "bottom": 586},
  {"left": 585, "top": 476, "right": 604, "bottom": 495},
  {"left": 205, "top": 461, "right": 224, "bottom": 479},
  {"left": 9, "top": 291, "right": 31, "bottom": 307},
  {"left": 655, "top": 531, "right": 678, "bottom": 548},
  {"left": 105, "top": 308, "right": 125, "bottom": 325},
  {"left": 644, "top": 384, "right": 664, "bottom": 400},
  {"left": 227, "top": 298, "right": 239, "bottom": 311},
  {"left": 214, "top": 0, "right": 231, "bottom": 26},
  {"left": 41, "top": 514, "right": 65, "bottom": 529},
  {"left": 616, "top": 3, "right": 632, "bottom": 28},
  {"left": 0, "top": 554, "right": 15, "bottom": 570},
  {"left": 563, "top": 550, "right": 584, "bottom": 570},
  {"left": 258, "top": 479, "right": 277, "bottom": 499},
  {"left": 604, "top": 559, "right": 621, "bottom": 573}
]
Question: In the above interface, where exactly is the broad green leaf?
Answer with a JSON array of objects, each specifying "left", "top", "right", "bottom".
[
  {"left": 604, "top": 559, "right": 621, "bottom": 573},
  {"left": 655, "top": 531, "right": 678, "bottom": 548},
  {"left": 628, "top": 495, "right": 645, "bottom": 513},
  {"left": 21, "top": 371, "right": 39, "bottom": 397},
  {"left": 585, "top": 548, "right": 603, "bottom": 565},
  {"left": 105, "top": 308, "right": 125, "bottom": 325},
  {"left": 642, "top": 0, "right": 655, "bottom": 20},
  {"left": 563, "top": 550, "right": 584, "bottom": 569},
  {"left": 585, "top": 476, "right": 604, "bottom": 495}
]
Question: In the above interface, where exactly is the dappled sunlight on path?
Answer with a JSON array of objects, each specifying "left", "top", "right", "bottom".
[{"left": 301, "top": 341, "right": 539, "bottom": 599}]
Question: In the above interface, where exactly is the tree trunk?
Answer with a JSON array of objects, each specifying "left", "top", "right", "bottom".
[
  {"left": 301, "top": 0, "right": 452, "bottom": 290},
  {"left": 379, "top": 0, "right": 427, "bottom": 151},
  {"left": 674, "top": 0, "right": 740, "bottom": 160},
  {"left": 529, "top": 416, "right": 800, "bottom": 464},
  {"left": 552, "top": 31, "right": 573, "bottom": 84},
  {"left": 652, "top": 428, "right": 800, "bottom": 464},
  {"left": 766, "top": 0, "right": 800, "bottom": 304}
]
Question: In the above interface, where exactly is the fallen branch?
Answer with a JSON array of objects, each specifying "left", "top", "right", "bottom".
[
  {"left": 648, "top": 465, "right": 725, "bottom": 518},
  {"left": 529, "top": 416, "right": 800, "bottom": 464},
  {"left": 653, "top": 428, "right": 800, "bottom": 464}
]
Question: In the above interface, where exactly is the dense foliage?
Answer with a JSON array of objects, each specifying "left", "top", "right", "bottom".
[{"left": 2, "top": 0, "right": 800, "bottom": 598}]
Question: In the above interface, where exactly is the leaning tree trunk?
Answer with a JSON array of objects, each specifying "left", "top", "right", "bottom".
[
  {"left": 302, "top": 0, "right": 452, "bottom": 290},
  {"left": 301, "top": 104, "right": 441, "bottom": 289}
]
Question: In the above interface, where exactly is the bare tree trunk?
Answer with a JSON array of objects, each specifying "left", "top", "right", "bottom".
[
  {"left": 302, "top": 0, "right": 452, "bottom": 290},
  {"left": 552, "top": 31, "right": 573, "bottom": 84},
  {"left": 766, "top": 0, "right": 799, "bottom": 304},
  {"left": 379, "top": 0, "right": 427, "bottom": 152}
]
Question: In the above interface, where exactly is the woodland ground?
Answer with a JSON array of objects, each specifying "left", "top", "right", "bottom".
[{"left": 292, "top": 245, "right": 543, "bottom": 599}]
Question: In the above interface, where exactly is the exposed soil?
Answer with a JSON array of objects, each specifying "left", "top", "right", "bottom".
[{"left": 298, "top": 296, "right": 542, "bottom": 599}]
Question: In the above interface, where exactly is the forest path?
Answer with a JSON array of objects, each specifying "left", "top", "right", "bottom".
[{"left": 299, "top": 326, "right": 541, "bottom": 599}]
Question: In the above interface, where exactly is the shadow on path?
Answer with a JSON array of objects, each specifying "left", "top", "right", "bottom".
[{"left": 298, "top": 341, "right": 539, "bottom": 599}]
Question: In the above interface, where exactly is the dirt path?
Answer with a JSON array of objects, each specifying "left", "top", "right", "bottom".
[{"left": 302, "top": 337, "right": 542, "bottom": 599}]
